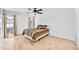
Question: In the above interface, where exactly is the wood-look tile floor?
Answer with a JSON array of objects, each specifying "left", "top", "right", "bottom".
[{"left": 3, "top": 35, "right": 78, "bottom": 50}]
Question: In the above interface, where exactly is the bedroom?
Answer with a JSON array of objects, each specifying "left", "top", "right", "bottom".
[{"left": 0, "top": 8, "right": 79, "bottom": 50}]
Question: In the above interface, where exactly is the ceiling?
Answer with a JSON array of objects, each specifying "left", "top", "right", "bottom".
[
  {"left": 3, "top": 8, "right": 28, "bottom": 13},
  {"left": 3, "top": 8, "right": 43, "bottom": 15}
]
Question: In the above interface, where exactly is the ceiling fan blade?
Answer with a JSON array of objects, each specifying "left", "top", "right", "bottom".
[
  {"left": 37, "top": 11, "right": 42, "bottom": 14},
  {"left": 37, "top": 9, "right": 42, "bottom": 11},
  {"left": 28, "top": 8, "right": 31, "bottom": 10}
]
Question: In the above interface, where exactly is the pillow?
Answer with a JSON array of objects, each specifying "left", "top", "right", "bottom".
[{"left": 37, "top": 25, "right": 47, "bottom": 29}]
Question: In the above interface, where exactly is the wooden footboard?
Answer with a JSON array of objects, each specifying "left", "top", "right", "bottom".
[{"left": 24, "top": 32, "right": 49, "bottom": 41}]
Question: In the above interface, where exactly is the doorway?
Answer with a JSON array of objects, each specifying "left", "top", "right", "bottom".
[{"left": 4, "top": 15, "right": 16, "bottom": 38}]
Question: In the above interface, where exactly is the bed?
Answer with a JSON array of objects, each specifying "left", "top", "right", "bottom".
[{"left": 23, "top": 25, "right": 49, "bottom": 41}]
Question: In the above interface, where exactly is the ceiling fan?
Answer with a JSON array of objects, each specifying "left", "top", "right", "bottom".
[
  {"left": 27, "top": 8, "right": 43, "bottom": 15},
  {"left": 27, "top": 8, "right": 43, "bottom": 29}
]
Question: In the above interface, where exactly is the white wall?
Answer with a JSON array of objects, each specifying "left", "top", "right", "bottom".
[
  {"left": 75, "top": 8, "right": 79, "bottom": 47},
  {"left": 35, "top": 8, "right": 76, "bottom": 41},
  {"left": 16, "top": 13, "right": 28, "bottom": 34}
]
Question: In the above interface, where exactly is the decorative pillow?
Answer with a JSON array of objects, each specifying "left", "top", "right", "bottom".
[{"left": 37, "top": 25, "right": 47, "bottom": 29}]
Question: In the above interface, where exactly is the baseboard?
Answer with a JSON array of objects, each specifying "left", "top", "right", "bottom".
[{"left": 49, "top": 33, "right": 75, "bottom": 41}]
